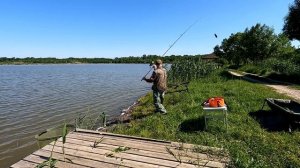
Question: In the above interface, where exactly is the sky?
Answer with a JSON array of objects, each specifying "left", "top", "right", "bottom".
[{"left": 0, "top": 0, "right": 299, "bottom": 58}]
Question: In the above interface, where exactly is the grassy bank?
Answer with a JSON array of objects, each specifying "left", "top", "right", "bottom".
[{"left": 112, "top": 71, "right": 300, "bottom": 167}]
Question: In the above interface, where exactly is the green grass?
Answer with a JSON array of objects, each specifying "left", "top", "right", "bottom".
[
  {"left": 239, "top": 64, "right": 269, "bottom": 75},
  {"left": 112, "top": 71, "right": 300, "bottom": 167}
]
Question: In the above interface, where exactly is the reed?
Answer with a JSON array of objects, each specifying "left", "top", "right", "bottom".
[
  {"left": 75, "top": 108, "right": 107, "bottom": 130},
  {"left": 168, "top": 58, "right": 218, "bottom": 83},
  {"left": 90, "top": 137, "right": 104, "bottom": 148},
  {"left": 166, "top": 147, "right": 182, "bottom": 163},
  {"left": 62, "top": 123, "right": 67, "bottom": 162},
  {"left": 36, "top": 122, "right": 69, "bottom": 167}
]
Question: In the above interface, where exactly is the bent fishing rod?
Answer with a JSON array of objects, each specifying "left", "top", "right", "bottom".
[{"left": 141, "top": 19, "right": 199, "bottom": 81}]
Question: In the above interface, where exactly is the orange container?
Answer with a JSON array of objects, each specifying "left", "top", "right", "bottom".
[{"left": 208, "top": 97, "right": 225, "bottom": 107}]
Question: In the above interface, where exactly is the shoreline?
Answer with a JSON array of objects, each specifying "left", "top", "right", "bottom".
[{"left": 96, "top": 95, "right": 146, "bottom": 131}]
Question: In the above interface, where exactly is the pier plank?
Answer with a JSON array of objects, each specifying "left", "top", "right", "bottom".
[
  {"left": 67, "top": 133, "right": 171, "bottom": 154},
  {"left": 76, "top": 128, "right": 170, "bottom": 144},
  {"left": 56, "top": 137, "right": 208, "bottom": 162},
  {"left": 70, "top": 131, "right": 170, "bottom": 146},
  {"left": 10, "top": 129, "right": 228, "bottom": 168},
  {"left": 10, "top": 160, "right": 39, "bottom": 168},
  {"left": 41, "top": 144, "right": 180, "bottom": 167},
  {"left": 70, "top": 131, "right": 171, "bottom": 149},
  {"left": 33, "top": 149, "right": 127, "bottom": 168},
  {"left": 70, "top": 131, "right": 229, "bottom": 163},
  {"left": 52, "top": 138, "right": 210, "bottom": 166},
  {"left": 66, "top": 133, "right": 224, "bottom": 163},
  {"left": 24, "top": 153, "right": 89, "bottom": 168}
]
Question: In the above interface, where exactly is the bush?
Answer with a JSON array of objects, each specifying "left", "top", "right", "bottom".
[
  {"left": 262, "top": 58, "right": 300, "bottom": 74},
  {"left": 239, "top": 64, "right": 268, "bottom": 75}
]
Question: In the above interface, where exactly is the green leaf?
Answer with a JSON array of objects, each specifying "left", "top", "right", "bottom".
[{"left": 62, "top": 123, "right": 67, "bottom": 144}]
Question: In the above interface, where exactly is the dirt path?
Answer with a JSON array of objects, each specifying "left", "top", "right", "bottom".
[{"left": 228, "top": 70, "right": 300, "bottom": 102}]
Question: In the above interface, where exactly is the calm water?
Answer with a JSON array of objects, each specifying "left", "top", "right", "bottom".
[{"left": 0, "top": 64, "right": 150, "bottom": 167}]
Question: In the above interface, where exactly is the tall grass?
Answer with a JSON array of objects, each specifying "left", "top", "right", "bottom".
[
  {"left": 75, "top": 108, "right": 107, "bottom": 130},
  {"left": 168, "top": 58, "right": 218, "bottom": 82},
  {"left": 239, "top": 58, "right": 300, "bottom": 84},
  {"left": 36, "top": 123, "right": 68, "bottom": 168}
]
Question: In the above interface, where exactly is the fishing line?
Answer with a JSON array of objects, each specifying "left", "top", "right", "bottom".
[
  {"left": 161, "top": 19, "right": 199, "bottom": 57},
  {"left": 141, "top": 19, "right": 199, "bottom": 80}
]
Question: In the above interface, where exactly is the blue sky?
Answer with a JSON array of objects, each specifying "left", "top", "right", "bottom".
[{"left": 0, "top": 0, "right": 298, "bottom": 58}]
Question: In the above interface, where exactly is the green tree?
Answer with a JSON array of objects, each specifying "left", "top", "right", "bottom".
[
  {"left": 283, "top": 0, "right": 300, "bottom": 41},
  {"left": 272, "top": 34, "right": 296, "bottom": 59},
  {"left": 242, "top": 24, "right": 277, "bottom": 63},
  {"left": 218, "top": 32, "right": 245, "bottom": 65},
  {"left": 215, "top": 24, "right": 295, "bottom": 65}
]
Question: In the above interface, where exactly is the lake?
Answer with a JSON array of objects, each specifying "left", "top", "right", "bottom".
[{"left": 0, "top": 64, "right": 151, "bottom": 167}]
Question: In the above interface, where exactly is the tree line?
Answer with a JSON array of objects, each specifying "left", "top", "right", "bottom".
[{"left": 0, "top": 54, "right": 205, "bottom": 64}]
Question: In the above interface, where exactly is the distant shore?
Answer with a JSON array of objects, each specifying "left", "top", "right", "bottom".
[{"left": 0, "top": 54, "right": 209, "bottom": 65}]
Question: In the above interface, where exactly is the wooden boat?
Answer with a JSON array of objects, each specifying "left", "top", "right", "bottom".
[{"left": 264, "top": 98, "right": 300, "bottom": 131}]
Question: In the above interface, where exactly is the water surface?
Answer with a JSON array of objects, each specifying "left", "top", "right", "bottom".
[{"left": 0, "top": 64, "right": 150, "bottom": 167}]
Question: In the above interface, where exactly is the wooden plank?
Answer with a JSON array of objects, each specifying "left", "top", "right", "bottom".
[
  {"left": 22, "top": 154, "right": 49, "bottom": 164},
  {"left": 72, "top": 132, "right": 169, "bottom": 148},
  {"left": 41, "top": 144, "right": 171, "bottom": 168},
  {"left": 85, "top": 132, "right": 229, "bottom": 163},
  {"left": 76, "top": 128, "right": 170, "bottom": 143},
  {"left": 177, "top": 165, "right": 208, "bottom": 168},
  {"left": 56, "top": 137, "right": 211, "bottom": 165},
  {"left": 171, "top": 142, "right": 224, "bottom": 153},
  {"left": 176, "top": 164, "right": 206, "bottom": 168},
  {"left": 70, "top": 132, "right": 171, "bottom": 146},
  {"left": 171, "top": 142, "right": 229, "bottom": 163},
  {"left": 67, "top": 133, "right": 171, "bottom": 154},
  {"left": 42, "top": 143, "right": 183, "bottom": 167},
  {"left": 24, "top": 154, "right": 89, "bottom": 168},
  {"left": 33, "top": 149, "right": 126, "bottom": 168},
  {"left": 57, "top": 138, "right": 208, "bottom": 161},
  {"left": 66, "top": 133, "right": 220, "bottom": 164},
  {"left": 48, "top": 142, "right": 208, "bottom": 166},
  {"left": 10, "top": 130, "right": 227, "bottom": 168},
  {"left": 71, "top": 131, "right": 171, "bottom": 147},
  {"left": 71, "top": 132, "right": 228, "bottom": 163},
  {"left": 59, "top": 137, "right": 177, "bottom": 160},
  {"left": 205, "top": 161, "right": 226, "bottom": 168},
  {"left": 10, "top": 160, "right": 38, "bottom": 168}
]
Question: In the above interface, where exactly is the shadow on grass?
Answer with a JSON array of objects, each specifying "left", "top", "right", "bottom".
[
  {"left": 222, "top": 69, "right": 293, "bottom": 86},
  {"left": 249, "top": 110, "right": 291, "bottom": 132},
  {"left": 178, "top": 117, "right": 206, "bottom": 132},
  {"left": 267, "top": 73, "right": 300, "bottom": 85}
]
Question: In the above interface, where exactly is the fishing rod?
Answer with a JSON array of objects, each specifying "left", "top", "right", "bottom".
[
  {"left": 141, "top": 19, "right": 199, "bottom": 81},
  {"left": 161, "top": 19, "right": 199, "bottom": 57},
  {"left": 141, "top": 62, "right": 154, "bottom": 81}
]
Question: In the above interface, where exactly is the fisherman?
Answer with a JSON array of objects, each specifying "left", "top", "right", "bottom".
[{"left": 142, "top": 59, "right": 167, "bottom": 114}]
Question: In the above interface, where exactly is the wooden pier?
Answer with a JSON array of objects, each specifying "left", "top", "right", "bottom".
[{"left": 11, "top": 129, "right": 229, "bottom": 168}]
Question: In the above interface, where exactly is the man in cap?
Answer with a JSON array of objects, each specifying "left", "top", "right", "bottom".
[{"left": 142, "top": 59, "right": 167, "bottom": 114}]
